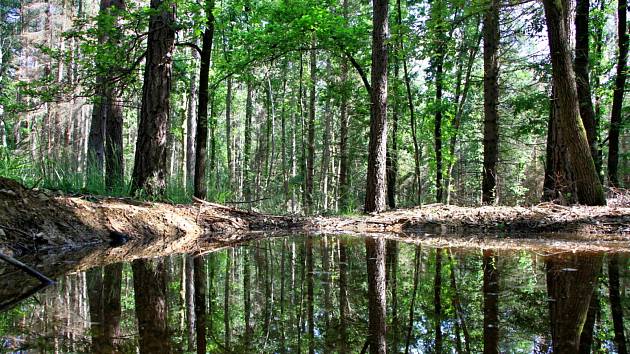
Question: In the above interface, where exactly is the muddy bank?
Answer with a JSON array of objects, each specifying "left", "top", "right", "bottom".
[
  {"left": 1, "top": 177, "right": 630, "bottom": 256},
  {"left": 0, "top": 177, "right": 300, "bottom": 255}
]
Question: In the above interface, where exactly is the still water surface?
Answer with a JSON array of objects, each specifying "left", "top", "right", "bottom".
[{"left": 0, "top": 234, "right": 628, "bottom": 353}]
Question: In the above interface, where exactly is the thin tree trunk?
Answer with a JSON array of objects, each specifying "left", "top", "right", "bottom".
[
  {"left": 306, "top": 36, "right": 316, "bottom": 215},
  {"left": 434, "top": 249, "right": 443, "bottom": 353},
  {"left": 607, "top": 0, "right": 628, "bottom": 187},
  {"left": 193, "top": 0, "right": 215, "bottom": 199},
  {"left": 243, "top": 83, "right": 253, "bottom": 207},
  {"left": 338, "top": 3, "right": 351, "bottom": 212},
  {"left": 306, "top": 235, "right": 314, "bottom": 354},
  {"left": 574, "top": 0, "right": 599, "bottom": 165},
  {"left": 404, "top": 246, "right": 420, "bottom": 354},
  {"left": 386, "top": 58, "right": 399, "bottom": 209},
  {"left": 608, "top": 254, "right": 628, "bottom": 354},
  {"left": 483, "top": 250, "right": 499, "bottom": 354},
  {"left": 365, "top": 0, "right": 389, "bottom": 213},
  {"left": 186, "top": 49, "right": 199, "bottom": 191},
  {"left": 185, "top": 255, "right": 195, "bottom": 351},
  {"left": 194, "top": 256, "right": 207, "bottom": 354},
  {"left": 366, "top": 237, "right": 387, "bottom": 354},
  {"left": 482, "top": 0, "right": 500, "bottom": 204}
]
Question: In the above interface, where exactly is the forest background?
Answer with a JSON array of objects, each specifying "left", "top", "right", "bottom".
[{"left": 0, "top": 0, "right": 628, "bottom": 215}]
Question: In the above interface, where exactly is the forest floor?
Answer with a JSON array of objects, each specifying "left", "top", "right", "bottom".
[{"left": 1, "top": 177, "right": 630, "bottom": 260}]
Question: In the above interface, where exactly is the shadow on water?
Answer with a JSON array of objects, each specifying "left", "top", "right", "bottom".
[{"left": 0, "top": 234, "right": 628, "bottom": 353}]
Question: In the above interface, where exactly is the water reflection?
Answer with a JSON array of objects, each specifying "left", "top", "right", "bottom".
[{"left": 0, "top": 235, "right": 628, "bottom": 353}]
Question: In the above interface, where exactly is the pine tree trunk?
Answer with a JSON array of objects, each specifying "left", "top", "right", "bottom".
[
  {"left": 186, "top": 49, "right": 199, "bottom": 191},
  {"left": 546, "top": 253, "right": 601, "bottom": 353},
  {"left": 338, "top": 0, "right": 351, "bottom": 211},
  {"left": 386, "top": 59, "right": 399, "bottom": 209},
  {"left": 607, "top": 0, "right": 628, "bottom": 187},
  {"left": 130, "top": 0, "right": 175, "bottom": 196},
  {"left": 574, "top": 0, "right": 599, "bottom": 165},
  {"left": 365, "top": 0, "right": 389, "bottom": 213},
  {"left": 193, "top": 0, "right": 215, "bottom": 199},
  {"left": 193, "top": 256, "right": 207, "bottom": 354},
  {"left": 366, "top": 237, "right": 387, "bottom": 354},
  {"left": 434, "top": 54, "right": 444, "bottom": 203},
  {"left": 132, "top": 258, "right": 171, "bottom": 354},
  {"left": 482, "top": 0, "right": 500, "bottom": 205},
  {"left": 483, "top": 250, "right": 499, "bottom": 354},
  {"left": 306, "top": 37, "right": 316, "bottom": 215},
  {"left": 542, "top": 0, "right": 606, "bottom": 205}
]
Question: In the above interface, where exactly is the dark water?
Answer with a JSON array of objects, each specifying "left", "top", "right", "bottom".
[{"left": 0, "top": 234, "right": 628, "bottom": 353}]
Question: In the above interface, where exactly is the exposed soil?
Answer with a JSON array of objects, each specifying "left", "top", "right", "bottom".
[{"left": 1, "top": 177, "right": 629, "bottom": 258}]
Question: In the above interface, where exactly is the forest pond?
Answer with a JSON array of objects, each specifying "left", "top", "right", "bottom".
[{"left": 0, "top": 234, "right": 628, "bottom": 353}]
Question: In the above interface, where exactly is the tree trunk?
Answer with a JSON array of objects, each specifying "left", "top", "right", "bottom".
[
  {"left": 607, "top": 0, "right": 628, "bottom": 187},
  {"left": 226, "top": 76, "right": 233, "bottom": 188},
  {"left": 186, "top": 49, "right": 199, "bottom": 191},
  {"left": 365, "top": 0, "right": 389, "bottom": 213},
  {"left": 434, "top": 53, "right": 444, "bottom": 203},
  {"left": 608, "top": 254, "right": 628, "bottom": 354},
  {"left": 546, "top": 253, "right": 602, "bottom": 353},
  {"left": 482, "top": 0, "right": 500, "bottom": 205},
  {"left": 574, "top": 0, "right": 599, "bottom": 165},
  {"left": 434, "top": 249, "right": 443, "bottom": 353},
  {"left": 404, "top": 246, "right": 420, "bottom": 354},
  {"left": 101, "top": 263, "right": 122, "bottom": 352},
  {"left": 132, "top": 258, "right": 171, "bottom": 354},
  {"left": 193, "top": 0, "right": 215, "bottom": 199},
  {"left": 306, "top": 36, "right": 316, "bottom": 215},
  {"left": 185, "top": 255, "right": 195, "bottom": 351},
  {"left": 130, "top": 0, "right": 175, "bottom": 196},
  {"left": 483, "top": 250, "right": 499, "bottom": 354},
  {"left": 366, "top": 237, "right": 387, "bottom": 354},
  {"left": 244, "top": 83, "right": 253, "bottom": 207},
  {"left": 194, "top": 256, "right": 207, "bottom": 354},
  {"left": 306, "top": 235, "right": 314, "bottom": 354},
  {"left": 386, "top": 59, "right": 399, "bottom": 209},
  {"left": 542, "top": 0, "right": 606, "bottom": 205}
]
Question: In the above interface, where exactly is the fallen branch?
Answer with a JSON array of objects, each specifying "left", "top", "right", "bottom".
[{"left": 0, "top": 252, "right": 55, "bottom": 285}]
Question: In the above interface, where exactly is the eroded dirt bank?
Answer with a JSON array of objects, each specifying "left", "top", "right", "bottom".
[{"left": 1, "top": 177, "right": 630, "bottom": 257}]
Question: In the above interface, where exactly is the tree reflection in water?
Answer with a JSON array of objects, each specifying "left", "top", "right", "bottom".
[{"left": 0, "top": 235, "right": 627, "bottom": 353}]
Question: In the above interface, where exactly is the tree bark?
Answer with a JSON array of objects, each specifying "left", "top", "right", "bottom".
[
  {"left": 542, "top": 0, "right": 606, "bottom": 205},
  {"left": 482, "top": 0, "right": 500, "bottom": 205},
  {"left": 194, "top": 256, "right": 207, "bottom": 354},
  {"left": 483, "top": 250, "right": 499, "bottom": 354},
  {"left": 193, "top": 0, "right": 215, "bottom": 199},
  {"left": 366, "top": 237, "right": 387, "bottom": 354},
  {"left": 608, "top": 254, "right": 628, "bottom": 354},
  {"left": 306, "top": 36, "right": 316, "bottom": 215},
  {"left": 574, "top": 0, "right": 599, "bottom": 165},
  {"left": 130, "top": 0, "right": 175, "bottom": 196},
  {"left": 365, "top": 0, "right": 389, "bottom": 213},
  {"left": 434, "top": 248, "right": 443, "bottom": 353},
  {"left": 434, "top": 52, "right": 444, "bottom": 204},
  {"left": 607, "top": 0, "right": 628, "bottom": 187},
  {"left": 186, "top": 49, "right": 199, "bottom": 191},
  {"left": 546, "top": 253, "right": 601, "bottom": 353},
  {"left": 132, "top": 258, "right": 171, "bottom": 354}
]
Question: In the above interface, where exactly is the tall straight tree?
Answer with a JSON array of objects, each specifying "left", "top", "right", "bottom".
[
  {"left": 194, "top": 0, "right": 215, "bottom": 199},
  {"left": 607, "top": 0, "right": 628, "bottom": 187},
  {"left": 482, "top": 0, "right": 500, "bottom": 204},
  {"left": 130, "top": 0, "right": 175, "bottom": 196},
  {"left": 365, "top": 0, "right": 389, "bottom": 213},
  {"left": 305, "top": 35, "right": 316, "bottom": 215},
  {"left": 87, "top": 0, "right": 125, "bottom": 189},
  {"left": 338, "top": 0, "right": 351, "bottom": 211},
  {"left": 574, "top": 0, "right": 598, "bottom": 165},
  {"left": 542, "top": 0, "right": 606, "bottom": 206}
]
